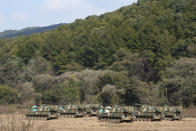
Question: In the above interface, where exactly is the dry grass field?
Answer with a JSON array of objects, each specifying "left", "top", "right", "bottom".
[
  {"left": 0, "top": 106, "right": 196, "bottom": 131},
  {"left": 0, "top": 113, "right": 196, "bottom": 131}
]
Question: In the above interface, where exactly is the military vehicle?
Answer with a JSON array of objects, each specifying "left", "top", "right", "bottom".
[
  {"left": 161, "top": 105, "right": 183, "bottom": 120},
  {"left": 25, "top": 104, "right": 59, "bottom": 120},
  {"left": 97, "top": 105, "right": 134, "bottom": 123},
  {"left": 134, "top": 104, "right": 162, "bottom": 121},
  {"left": 89, "top": 104, "right": 100, "bottom": 116},
  {"left": 154, "top": 106, "right": 164, "bottom": 120},
  {"left": 58, "top": 104, "right": 84, "bottom": 118},
  {"left": 79, "top": 104, "right": 101, "bottom": 116}
]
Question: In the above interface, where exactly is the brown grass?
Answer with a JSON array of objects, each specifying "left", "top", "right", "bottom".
[
  {"left": 0, "top": 113, "right": 50, "bottom": 131},
  {"left": 0, "top": 105, "right": 16, "bottom": 114},
  {"left": 0, "top": 105, "right": 49, "bottom": 131},
  {"left": 0, "top": 113, "right": 33, "bottom": 131},
  {"left": 183, "top": 108, "right": 196, "bottom": 118},
  {"left": 0, "top": 113, "right": 196, "bottom": 131},
  {"left": 0, "top": 105, "right": 28, "bottom": 114}
]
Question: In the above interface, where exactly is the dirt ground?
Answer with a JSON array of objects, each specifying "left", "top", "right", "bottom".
[
  {"left": 1, "top": 114, "right": 196, "bottom": 131},
  {"left": 33, "top": 117, "right": 196, "bottom": 131}
]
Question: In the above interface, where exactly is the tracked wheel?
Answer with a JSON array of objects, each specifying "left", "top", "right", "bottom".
[{"left": 116, "top": 118, "right": 120, "bottom": 124}]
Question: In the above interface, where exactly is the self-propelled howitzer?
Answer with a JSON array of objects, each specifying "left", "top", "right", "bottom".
[{"left": 25, "top": 104, "right": 59, "bottom": 120}]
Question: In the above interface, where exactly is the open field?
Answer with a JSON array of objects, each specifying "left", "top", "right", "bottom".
[{"left": 0, "top": 114, "right": 196, "bottom": 131}]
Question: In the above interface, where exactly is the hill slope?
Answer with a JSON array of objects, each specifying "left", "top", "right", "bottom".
[
  {"left": 1, "top": 0, "right": 196, "bottom": 79},
  {"left": 0, "top": 23, "right": 65, "bottom": 39},
  {"left": 0, "top": 0, "right": 195, "bottom": 106}
]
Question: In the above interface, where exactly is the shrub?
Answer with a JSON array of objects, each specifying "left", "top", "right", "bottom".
[
  {"left": 165, "top": 58, "right": 196, "bottom": 107},
  {"left": 17, "top": 82, "right": 37, "bottom": 104},
  {"left": 98, "top": 71, "right": 131, "bottom": 90},
  {"left": 42, "top": 80, "right": 80, "bottom": 104},
  {"left": 0, "top": 85, "right": 18, "bottom": 104},
  {"left": 100, "top": 84, "right": 117, "bottom": 105},
  {"left": 32, "top": 74, "right": 56, "bottom": 92}
]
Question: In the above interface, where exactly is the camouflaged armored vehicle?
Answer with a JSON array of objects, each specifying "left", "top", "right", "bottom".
[
  {"left": 89, "top": 104, "right": 101, "bottom": 116},
  {"left": 161, "top": 105, "right": 183, "bottom": 120},
  {"left": 134, "top": 104, "right": 162, "bottom": 121},
  {"left": 58, "top": 104, "right": 84, "bottom": 118},
  {"left": 79, "top": 104, "right": 101, "bottom": 116},
  {"left": 25, "top": 104, "right": 59, "bottom": 120},
  {"left": 97, "top": 105, "right": 134, "bottom": 123}
]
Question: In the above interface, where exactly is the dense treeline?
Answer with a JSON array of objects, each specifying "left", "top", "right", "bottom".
[{"left": 0, "top": 0, "right": 195, "bottom": 107}]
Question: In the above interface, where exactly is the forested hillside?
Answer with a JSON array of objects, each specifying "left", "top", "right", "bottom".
[
  {"left": 0, "top": 23, "right": 65, "bottom": 39},
  {"left": 0, "top": 0, "right": 195, "bottom": 107}
]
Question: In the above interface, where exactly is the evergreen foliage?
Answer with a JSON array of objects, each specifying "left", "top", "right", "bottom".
[{"left": 0, "top": 0, "right": 195, "bottom": 107}]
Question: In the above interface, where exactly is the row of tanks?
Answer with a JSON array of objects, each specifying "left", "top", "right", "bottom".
[
  {"left": 97, "top": 104, "right": 183, "bottom": 123},
  {"left": 25, "top": 104, "right": 183, "bottom": 123},
  {"left": 25, "top": 104, "right": 101, "bottom": 120}
]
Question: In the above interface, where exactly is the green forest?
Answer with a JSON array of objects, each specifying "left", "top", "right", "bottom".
[{"left": 0, "top": 0, "right": 195, "bottom": 107}]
